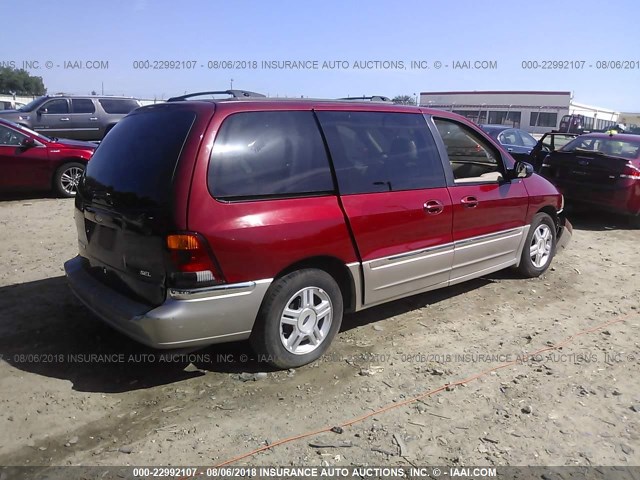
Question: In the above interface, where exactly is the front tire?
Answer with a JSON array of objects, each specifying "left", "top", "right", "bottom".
[
  {"left": 517, "top": 212, "right": 556, "bottom": 277},
  {"left": 53, "top": 162, "right": 85, "bottom": 197},
  {"left": 250, "top": 269, "right": 343, "bottom": 369}
]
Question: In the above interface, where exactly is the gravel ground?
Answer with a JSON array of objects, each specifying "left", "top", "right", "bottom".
[{"left": 0, "top": 196, "right": 638, "bottom": 471}]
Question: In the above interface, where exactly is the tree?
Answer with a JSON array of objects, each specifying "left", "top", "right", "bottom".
[
  {"left": 0, "top": 67, "right": 46, "bottom": 96},
  {"left": 392, "top": 94, "right": 416, "bottom": 105}
]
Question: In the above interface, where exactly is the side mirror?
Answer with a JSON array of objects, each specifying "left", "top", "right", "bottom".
[
  {"left": 37, "top": 108, "right": 46, "bottom": 115},
  {"left": 21, "top": 137, "right": 36, "bottom": 148},
  {"left": 514, "top": 161, "right": 534, "bottom": 179}
]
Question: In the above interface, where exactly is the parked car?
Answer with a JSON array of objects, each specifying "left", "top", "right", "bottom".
[
  {"left": 0, "top": 119, "right": 95, "bottom": 197},
  {"left": 529, "top": 132, "right": 579, "bottom": 171},
  {"left": 540, "top": 132, "right": 640, "bottom": 225},
  {"left": 64, "top": 91, "right": 572, "bottom": 368},
  {"left": 0, "top": 95, "right": 141, "bottom": 141},
  {"left": 479, "top": 125, "right": 538, "bottom": 162}
]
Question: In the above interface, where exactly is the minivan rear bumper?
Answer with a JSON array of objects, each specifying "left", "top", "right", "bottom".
[{"left": 64, "top": 256, "right": 271, "bottom": 348}]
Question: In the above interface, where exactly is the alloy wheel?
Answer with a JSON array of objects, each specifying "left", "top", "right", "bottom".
[
  {"left": 529, "top": 224, "right": 553, "bottom": 268},
  {"left": 60, "top": 166, "right": 84, "bottom": 196},
  {"left": 279, "top": 286, "right": 333, "bottom": 355}
]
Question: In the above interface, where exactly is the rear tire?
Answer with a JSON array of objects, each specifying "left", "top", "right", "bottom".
[
  {"left": 516, "top": 212, "right": 556, "bottom": 277},
  {"left": 250, "top": 269, "right": 343, "bottom": 369},
  {"left": 53, "top": 162, "right": 85, "bottom": 197}
]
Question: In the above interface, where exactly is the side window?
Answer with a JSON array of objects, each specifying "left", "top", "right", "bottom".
[
  {"left": 71, "top": 99, "right": 96, "bottom": 114},
  {"left": 519, "top": 131, "right": 537, "bottom": 148},
  {"left": 41, "top": 99, "right": 69, "bottom": 114},
  {"left": 316, "top": 111, "right": 445, "bottom": 194},
  {"left": 98, "top": 99, "right": 140, "bottom": 114},
  {"left": 0, "top": 125, "right": 27, "bottom": 146},
  {"left": 209, "top": 111, "right": 334, "bottom": 199},
  {"left": 434, "top": 118, "right": 503, "bottom": 183},
  {"left": 499, "top": 130, "right": 522, "bottom": 146}
]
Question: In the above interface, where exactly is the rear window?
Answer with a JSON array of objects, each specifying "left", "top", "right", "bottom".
[
  {"left": 83, "top": 109, "right": 196, "bottom": 206},
  {"left": 98, "top": 98, "right": 140, "bottom": 114},
  {"left": 561, "top": 136, "right": 640, "bottom": 159},
  {"left": 209, "top": 111, "right": 334, "bottom": 199}
]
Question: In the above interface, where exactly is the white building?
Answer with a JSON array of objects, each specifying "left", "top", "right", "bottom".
[{"left": 419, "top": 90, "right": 620, "bottom": 134}]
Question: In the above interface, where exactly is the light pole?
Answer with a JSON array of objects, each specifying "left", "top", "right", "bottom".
[{"left": 230, "top": 78, "right": 234, "bottom": 89}]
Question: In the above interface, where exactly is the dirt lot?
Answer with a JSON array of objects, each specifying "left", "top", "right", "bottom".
[{"left": 0, "top": 196, "right": 638, "bottom": 471}]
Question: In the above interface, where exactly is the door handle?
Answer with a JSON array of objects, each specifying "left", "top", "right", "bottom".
[
  {"left": 89, "top": 117, "right": 98, "bottom": 121},
  {"left": 423, "top": 200, "right": 444, "bottom": 215},
  {"left": 507, "top": 148, "right": 514, "bottom": 152},
  {"left": 60, "top": 117, "right": 70, "bottom": 121},
  {"left": 461, "top": 196, "right": 479, "bottom": 208}
]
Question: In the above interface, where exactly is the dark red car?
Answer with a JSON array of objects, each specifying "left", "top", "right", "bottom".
[
  {"left": 0, "top": 119, "right": 95, "bottom": 197},
  {"left": 64, "top": 91, "right": 571, "bottom": 368},
  {"left": 540, "top": 133, "right": 640, "bottom": 225}
]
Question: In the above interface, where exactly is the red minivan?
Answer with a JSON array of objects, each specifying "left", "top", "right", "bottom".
[{"left": 64, "top": 92, "right": 571, "bottom": 368}]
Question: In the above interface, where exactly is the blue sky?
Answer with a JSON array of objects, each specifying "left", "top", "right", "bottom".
[{"left": 3, "top": 0, "right": 640, "bottom": 110}]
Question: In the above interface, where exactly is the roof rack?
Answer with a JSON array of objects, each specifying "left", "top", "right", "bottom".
[
  {"left": 337, "top": 95, "right": 392, "bottom": 103},
  {"left": 167, "top": 90, "right": 266, "bottom": 102}
]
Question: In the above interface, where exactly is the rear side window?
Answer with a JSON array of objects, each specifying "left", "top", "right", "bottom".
[
  {"left": 98, "top": 99, "right": 140, "bottom": 114},
  {"left": 316, "top": 111, "right": 445, "bottom": 194},
  {"left": 72, "top": 99, "right": 95, "bottom": 114},
  {"left": 84, "top": 109, "right": 196, "bottom": 206},
  {"left": 209, "top": 111, "right": 334, "bottom": 199}
]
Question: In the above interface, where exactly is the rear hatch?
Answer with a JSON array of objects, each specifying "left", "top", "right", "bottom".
[{"left": 74, "top": 106, "right": 201, "bottom": 306}]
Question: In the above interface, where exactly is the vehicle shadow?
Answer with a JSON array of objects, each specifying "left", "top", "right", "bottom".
[
  {"left": 0, "top": 276, "right": 260, "bottom": 393},
  {"left": 0, "top": 192, "right": 56, "bottom": 202},
  {"left": 0, "top": 275, "right": 495, "bottom": 393},
  {"left": 565, "top": 206, "right": 637, "bottom": 231},
  {"left": 342, "top": 278, "right": 491, "bottom": 331}
]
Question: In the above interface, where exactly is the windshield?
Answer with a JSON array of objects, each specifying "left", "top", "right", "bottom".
[
  {"left": 17, "top": 96, "right": 47, "bottom": 112},
  {"left": 561, "top": 136, "right": 640, "bottom": 159},
  {"left": 1, "top": 119, "right": 52, "bottom": 141}
]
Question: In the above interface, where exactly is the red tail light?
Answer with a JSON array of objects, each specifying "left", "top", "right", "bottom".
[
  {"left": 165, "top": 233, "right": 224, "bottom": 288},
  {"left": 621, "top": 162, "right": 640, "bottom": 180}
]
